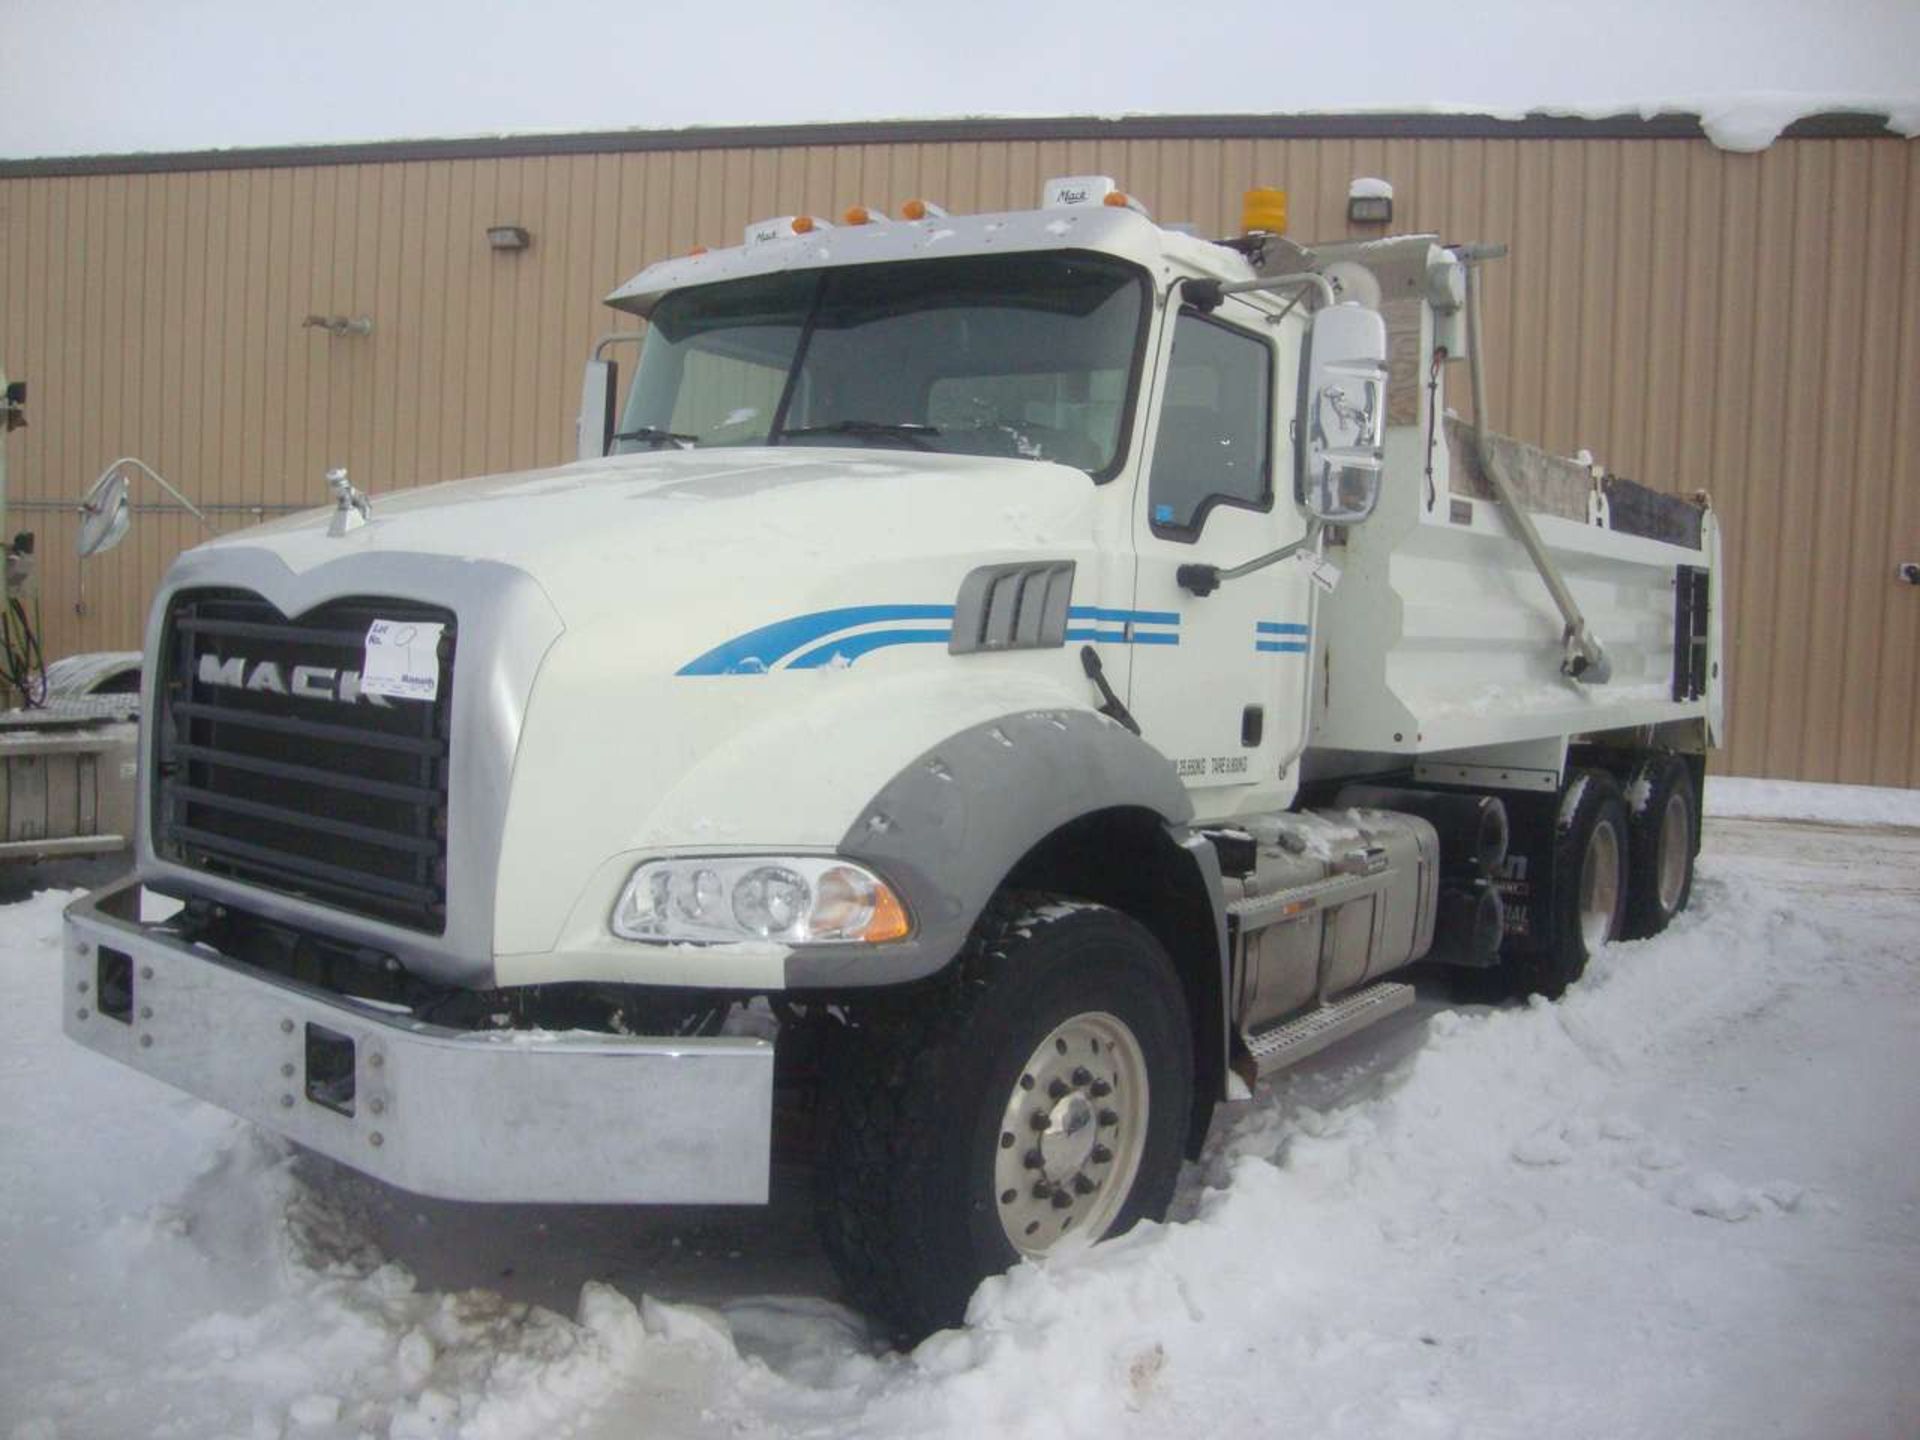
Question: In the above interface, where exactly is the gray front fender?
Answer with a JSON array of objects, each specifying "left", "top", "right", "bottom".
[{"left": 785, "top": 708, "right": 1205, "bottom": 989}]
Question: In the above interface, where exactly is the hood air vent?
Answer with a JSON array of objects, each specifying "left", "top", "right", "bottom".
[{"left": 950, "top": 561, "right": 1075, "bottom": 655}]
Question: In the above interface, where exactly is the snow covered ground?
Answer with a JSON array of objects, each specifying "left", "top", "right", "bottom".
[{"left": 4, "top": 779, "right": 1916, "bottom": 1439}]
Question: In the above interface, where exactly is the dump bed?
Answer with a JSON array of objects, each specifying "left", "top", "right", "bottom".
[
  {"left": 1311, "top": 410, "right": 1719, "bottom": 773},
  {"left": 1302, "top": 236, "right": 1721, "bottom": 780}
]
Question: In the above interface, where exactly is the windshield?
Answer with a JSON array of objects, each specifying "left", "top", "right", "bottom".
[{"left": 614, "top": 252, "right": 1147, "bottom": 476}]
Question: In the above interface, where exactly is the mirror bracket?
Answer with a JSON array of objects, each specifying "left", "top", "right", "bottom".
[{"left": 1176, "top": 522, "right": 1324, "bottom": 597}]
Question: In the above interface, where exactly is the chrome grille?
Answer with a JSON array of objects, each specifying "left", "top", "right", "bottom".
[{"left": 154, "top": 590, "right": 454, "bottom": 933}]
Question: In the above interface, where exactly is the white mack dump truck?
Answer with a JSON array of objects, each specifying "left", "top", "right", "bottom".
[{"left": 64, "top": 178, "right": 1722, "bottom": 1338}]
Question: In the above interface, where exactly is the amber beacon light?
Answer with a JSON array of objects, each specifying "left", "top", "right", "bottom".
[{"left": 1241, "top": 187, "right": 1289, "bottom": 236}]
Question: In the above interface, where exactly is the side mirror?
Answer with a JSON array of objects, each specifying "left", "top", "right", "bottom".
[
  {"left": 1303, "top": 303, "right": 1388, "bottom": 524},
  {"left": 577, "top": 357, "right": 618, "bottom": 461}
]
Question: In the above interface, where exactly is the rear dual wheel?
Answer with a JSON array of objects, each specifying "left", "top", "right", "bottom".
[
  {"left": 1624, "top": 754, "right": 1698, "bottom": 939},
  {"left": 1495, "top": 757, "right": 1699, "bottom": 999},
  {"left": 1495, "top": 768, "right": 1630, "bottom": 1000}
]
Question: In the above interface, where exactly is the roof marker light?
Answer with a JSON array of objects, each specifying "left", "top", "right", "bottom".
[
  {"left": 687, "top": 244, "right": 710, "bottom": 257},
  {"left": 842, "top": 205, "right": 890, "bottom": 226},
  {"left": 899, "top": 198, "right": 948, "bottom": 221}
]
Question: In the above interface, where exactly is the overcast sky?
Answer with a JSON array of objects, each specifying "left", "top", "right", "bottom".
[{"left": 3, "top": 0, "right": 1917, "bottom": 160}]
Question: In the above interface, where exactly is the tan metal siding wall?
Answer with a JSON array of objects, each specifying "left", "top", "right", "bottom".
[{"left": 1, "top": 134, "right": 1915, "bottom": 783}]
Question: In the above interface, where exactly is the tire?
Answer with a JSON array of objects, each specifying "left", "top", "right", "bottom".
[
  {"left": 814, "top": 894, "right": 1193, "bottom": 1341},
  {"left": 1496, "top": 769, "right": 1630, "bottom": 1000},
  {"left": 1622, "top": 754, "right": 1697, "bottom": 939}
]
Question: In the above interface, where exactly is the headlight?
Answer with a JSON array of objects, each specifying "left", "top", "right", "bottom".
[{"left": 611, "top": 857, "right": 911, "bottom": 945}]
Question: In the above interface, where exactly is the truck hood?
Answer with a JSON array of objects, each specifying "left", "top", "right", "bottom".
[{"left": 211, "top": 447, "right": 1103, "bottom": 660}]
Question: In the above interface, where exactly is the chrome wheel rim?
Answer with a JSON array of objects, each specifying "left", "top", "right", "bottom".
[
  {"left": 1657, "top": 791, "right": 1691, "bottom": 913},
  {"left": 1579, "top": 818, "right": 1622, "bottom": 951},
  {"left": 993, "top": 1011, "right": 1149, "bottom": 1257}
]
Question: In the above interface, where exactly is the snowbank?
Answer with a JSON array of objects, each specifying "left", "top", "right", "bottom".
[
  {"left": 1706, "top": 774, "right": 1920, "bottom": 827},
  {"left": 4, "top": 812, "right": 1918, "bottom": 1438}
]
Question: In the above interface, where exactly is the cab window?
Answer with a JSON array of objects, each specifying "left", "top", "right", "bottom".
[{"left": 1147, "top": 310, "right": 1273, "bottom": 536}]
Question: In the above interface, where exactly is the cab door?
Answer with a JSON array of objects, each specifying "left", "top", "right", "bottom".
[{"left": 1126, "top": 296, "right": 1312, "bottom": 815}]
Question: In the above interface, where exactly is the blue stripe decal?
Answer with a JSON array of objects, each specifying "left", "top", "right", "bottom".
[
  {"left": 1070, "top": 606, "right": 1181, "bottom": 627},
  {"left": 788, "top": 628, "right": 954, "bottom": 669},
  {"left": 1066, "top": 628, "right": 1180, "bottom": 645},
  {"left": 682, "top": 599, "right": 1190, "bottom": 675},
  {"left": 677, "top": 604, "right": 956, "bottom": 675},
  {"left": 1256, "top": 619, "right": 1310, "bottom": 654}
]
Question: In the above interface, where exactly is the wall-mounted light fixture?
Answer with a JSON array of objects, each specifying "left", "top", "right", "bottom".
[
  {"left": 1347, "top": 177, "right": 1393, "bottom": 226},
  {"left": 487, "top": 224, "right": 532, "bottom": 252}
]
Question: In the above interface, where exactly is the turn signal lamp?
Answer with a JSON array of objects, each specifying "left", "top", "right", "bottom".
[
  {"left": 899, "top": 198, "right": 948, "bottom": 221},
  {"left": 842, "top": 204, "right": 890, "bottom": 225},
  {"left": 1242, "top": 187, "right": 1289, "bottom": 236}
]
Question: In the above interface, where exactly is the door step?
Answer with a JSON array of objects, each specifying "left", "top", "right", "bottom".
[{"left": 1241, "top": 981, "right": 1415, "bottom": 1076}]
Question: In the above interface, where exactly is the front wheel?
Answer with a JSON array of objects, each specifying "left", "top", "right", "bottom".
[{"left": 815, "top": 895, "right": 1193, "bottom": 1341}]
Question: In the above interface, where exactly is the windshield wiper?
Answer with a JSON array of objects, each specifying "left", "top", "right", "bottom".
[
  {"left": 612, "top": 426, "right": 699, "bottom": 449},
  {"left": 775, "top": 420, "right": 941, "bottom": 450}
]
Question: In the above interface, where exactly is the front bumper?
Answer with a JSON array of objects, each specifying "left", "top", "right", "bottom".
[{"left": 62, "top": 879, "right": 773, "bottom": 1204}]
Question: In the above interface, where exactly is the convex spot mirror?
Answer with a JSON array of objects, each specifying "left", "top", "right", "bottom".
[
  {"left": 77, "top": 468, "right": 132, "bottom": 558},
  {"left": 1304, "top": 303, "right": 1388, "bottom": 525}
]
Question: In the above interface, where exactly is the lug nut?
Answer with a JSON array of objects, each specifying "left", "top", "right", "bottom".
[
  {"left": 1050, "top": 1188, "right": 1073, "bottom": 1210},
  {"left": 1032, "top": 1181, "right": 1053, "bottom": 1200},
  {"left": 1023, "top": 1148, "right": 1044, "bottom": 1170},
  {"left": 1072, "top": 1173, "right": 1096, "bottom": 1195},
  {"left": 1098, "top": 1109, "right": 1119, "bottom": 1128},
  {"left": 1072, "top": 1067, "right": 1092, "bottom": 1086},
  {"left": 1090, "top": 1144, "right": 1113, "bottom": 1165},
  {"left": 1048, "top": 1078, "right": 1069, "bottom": 1100},
  {"left": 1089, "top": 1080, "right": 1112, "bottom": 1098},
  {"left": 1030, "top": 1111, "right": 1051, "bottom": 1131}
]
